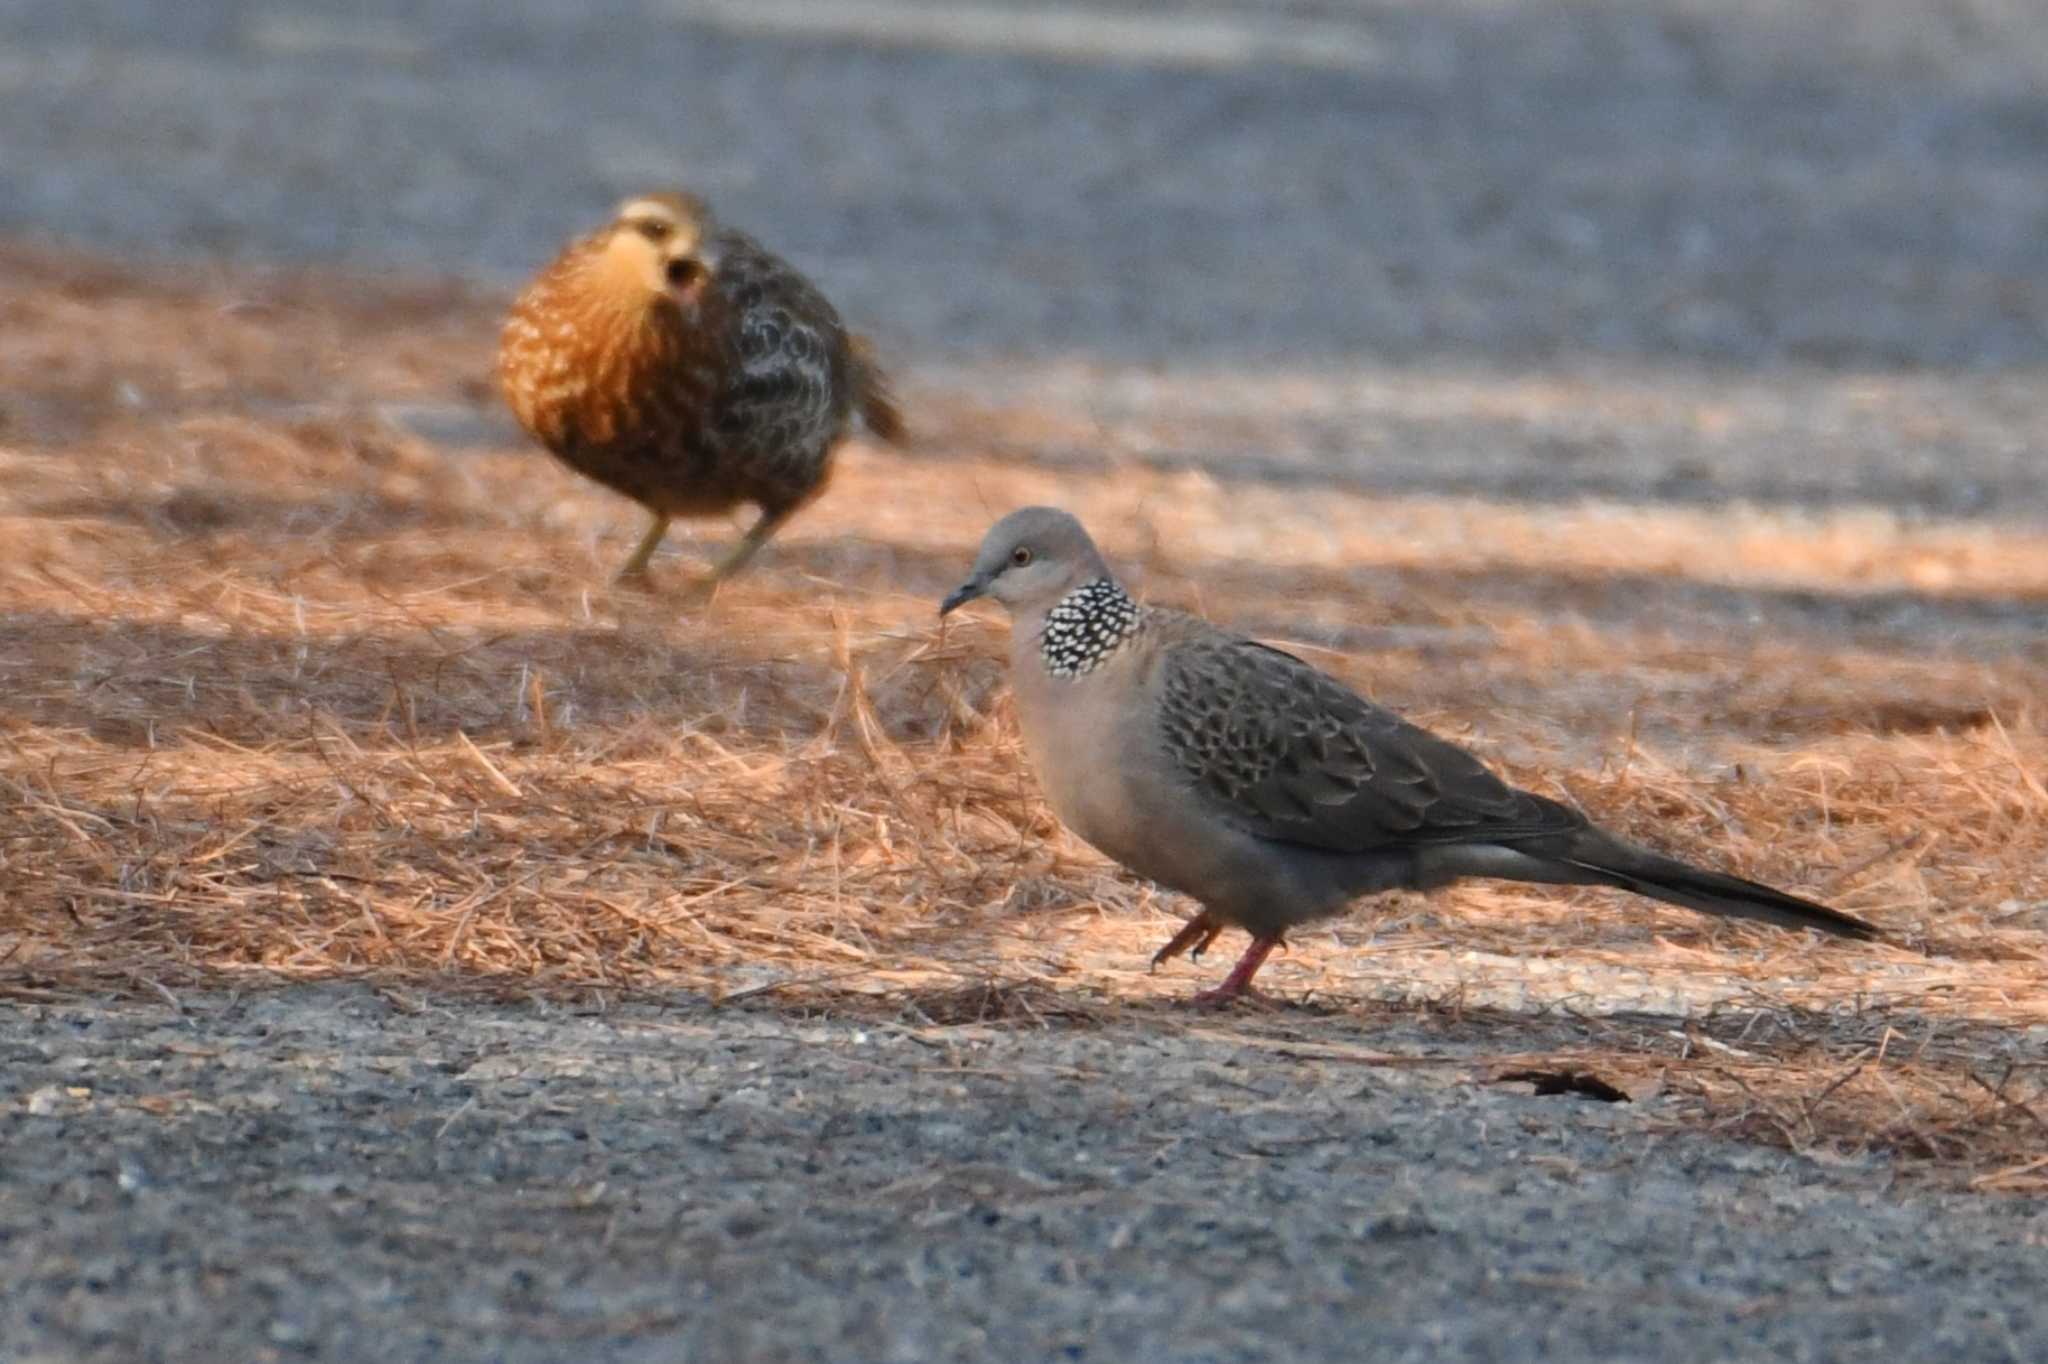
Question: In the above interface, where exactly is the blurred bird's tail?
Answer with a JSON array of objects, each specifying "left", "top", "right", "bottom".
[
  {"left": 850, "top": 336, "right": 907, "bottom": 445},
  {"left": 1552, "top": 830, "right": 1879, "bottom": 940}
]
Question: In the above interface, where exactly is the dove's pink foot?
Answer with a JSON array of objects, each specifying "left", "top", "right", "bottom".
[{"left": 1189, "top": 934, "right": 1282, "bottom": 1007}]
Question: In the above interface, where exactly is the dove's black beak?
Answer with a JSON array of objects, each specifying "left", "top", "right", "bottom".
[{"left": 939, "top": 577, "right": 985, "bottom": 616}]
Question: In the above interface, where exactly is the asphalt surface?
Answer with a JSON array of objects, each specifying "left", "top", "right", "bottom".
[{"left": 5, "top": 989, "right": 2046, "bottom": 1364}]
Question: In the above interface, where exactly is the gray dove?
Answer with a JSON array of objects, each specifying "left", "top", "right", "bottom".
[{"left": 941, "top": 506, "right": 1878, "bottom": 1004}]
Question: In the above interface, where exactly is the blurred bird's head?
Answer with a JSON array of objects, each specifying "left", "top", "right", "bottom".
[{"left": 599, "top": 192, "right": 719, "bottom": 307}]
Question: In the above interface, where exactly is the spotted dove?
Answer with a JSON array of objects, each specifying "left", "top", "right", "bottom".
[{"left": 941, "top": 507, "right": 1877, "bottom": 1004}]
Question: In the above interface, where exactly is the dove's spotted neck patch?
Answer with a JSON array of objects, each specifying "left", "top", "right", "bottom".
[{"left": 1039, "top": 578, "right": 1142, "bottom": 679}]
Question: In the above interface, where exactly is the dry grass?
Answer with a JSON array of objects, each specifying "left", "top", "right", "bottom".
[{"left": 1, "top": 239, "right": 2044, "bottom": 1186}]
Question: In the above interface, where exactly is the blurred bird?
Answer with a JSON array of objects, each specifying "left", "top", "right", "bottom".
[
  {"left": 499, "top": 192, "right": 905, "bottom": 590},
  {"left": 943, "top": 507, "right": 1880, "bottom": 1004}
]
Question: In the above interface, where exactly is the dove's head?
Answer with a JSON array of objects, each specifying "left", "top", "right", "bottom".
[{"left": 940, "top": 506, "right": 1114, "bottom": 617}]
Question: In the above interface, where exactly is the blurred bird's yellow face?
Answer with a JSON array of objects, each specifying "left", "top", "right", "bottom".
[{"left": 601, "top": 194, "right": 716, "bottom": 303}]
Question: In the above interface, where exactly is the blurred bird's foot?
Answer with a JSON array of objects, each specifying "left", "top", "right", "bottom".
[
  {"left": 614, "top": 513, "right": 673, "bottom": 585},
  {"left": 613, "top": 564, "right": 658, "bottom": 594},
  {"left": 676, "top": 572, "right": 723, "bottom": 607},
  {"left": 699, "top": 507, "right": 794, "bottom": 588},
  {"left": 1187, "top": 934, "right": 1282, "bottom": 1007},
  {"left": 1149, "top": 913, "right": 1224, "bottom": 970}
]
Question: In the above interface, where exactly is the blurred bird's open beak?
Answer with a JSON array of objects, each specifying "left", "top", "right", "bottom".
[
  {"left": 939, "top": 577, "right": 985, "bottom": 616},
  {"left": 664, "top": 241, "right": 718, "bottom": 300},
  {"left": 666, "top": 257, "right": 711, "bottom": 300}
]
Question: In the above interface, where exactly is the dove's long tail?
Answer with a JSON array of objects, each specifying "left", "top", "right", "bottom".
[
  {"left": 1552, "top": 831, "right": 1877, "bottom": 938},
  {"left": 1434, "top": 830, "right": 1879, "bottom": 940}
]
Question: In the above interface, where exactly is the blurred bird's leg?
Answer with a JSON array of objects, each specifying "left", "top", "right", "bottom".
[
  {"left": 615, "top": 512, "right": 672, "bottom": 584},
  {"left": 1149, "top": 911, "right": 1224, "bottom": 969},
  {"left": 694, "top": 506, "right": 794, "bottom": 590},
  {"left": 1189, "top": 934, "right": 1282, "bottom": 1007}
]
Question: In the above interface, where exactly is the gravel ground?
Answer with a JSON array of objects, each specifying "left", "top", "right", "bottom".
[
  {"left": 4, "top": 2, "right": 2047, "bottom": 1360},
  {"left": 4, "top": 989, "right": 2045, "bottom": 1364}
]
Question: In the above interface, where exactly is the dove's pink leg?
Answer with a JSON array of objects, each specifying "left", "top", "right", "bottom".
[{"left": 1190, "top": 934, "right": 1282, "bottom": 1006}]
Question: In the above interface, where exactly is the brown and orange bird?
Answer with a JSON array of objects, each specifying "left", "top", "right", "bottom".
[{"left": 498, "top": 192, "right": 905, "bottom": 589}]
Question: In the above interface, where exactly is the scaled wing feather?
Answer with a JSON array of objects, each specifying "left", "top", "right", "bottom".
[{"left": 1157, "top": 632, "right": 1583, "bottom": 853}]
